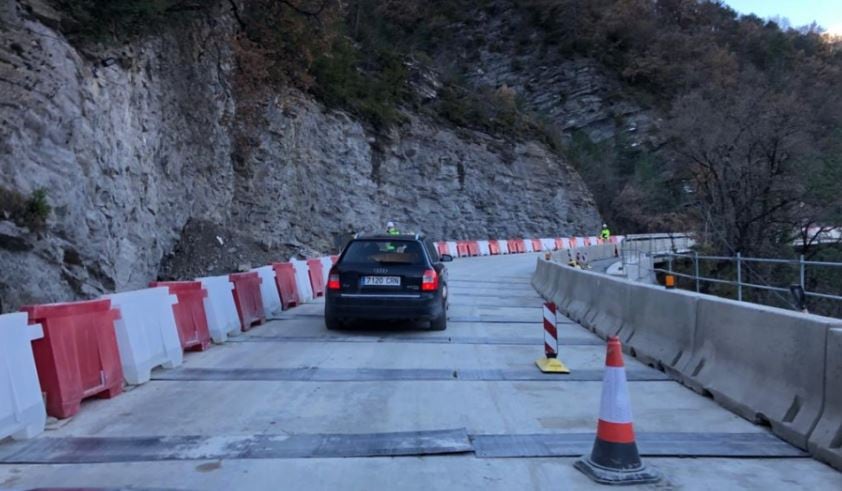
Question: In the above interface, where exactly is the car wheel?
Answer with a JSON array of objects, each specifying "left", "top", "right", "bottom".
[
  {"left": 325, "top": 312, "right": 343, "bottom": 331},
  {"left": 430, "top": 310, "right": 447, "bottom": 331}
]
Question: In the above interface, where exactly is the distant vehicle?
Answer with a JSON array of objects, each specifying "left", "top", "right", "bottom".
[{"left": 325, "top": 234, "right": 452, "bottom": 330}]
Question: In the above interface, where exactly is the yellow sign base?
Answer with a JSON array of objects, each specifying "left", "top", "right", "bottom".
[{"left": 535, "top": 357, "right": 570, "bottom": 374}]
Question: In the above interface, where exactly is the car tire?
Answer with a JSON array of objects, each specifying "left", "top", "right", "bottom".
[
  {"left": 325, "top": 312, "right": 342, "bottom": 331},
  {"left": 430, "top": 310, "right": 447, "bottom": 331}
]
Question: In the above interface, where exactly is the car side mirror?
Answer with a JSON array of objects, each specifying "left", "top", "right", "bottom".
[{"left": 440, "top": 254, "right": 453, "bottom": 262}]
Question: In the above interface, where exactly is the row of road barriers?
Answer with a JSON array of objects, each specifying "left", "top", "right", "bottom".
[
  {"left": 0, "top": 255, "right": 338, "bottom": 441},
  {"left": 436, "top": 236, "right": 623, "bottom": 259},
  {"left": 532, "top": 251, "right": 842, "bottom": 471}
]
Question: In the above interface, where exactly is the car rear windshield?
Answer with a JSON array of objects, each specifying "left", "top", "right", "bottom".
[{"left": 342, "top": 240, "right": 426, "bottom": 265}]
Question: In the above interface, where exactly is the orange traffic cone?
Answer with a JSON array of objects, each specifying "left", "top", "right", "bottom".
[{"left": 575, "top": 336, "right": 661, "bottom": 485}]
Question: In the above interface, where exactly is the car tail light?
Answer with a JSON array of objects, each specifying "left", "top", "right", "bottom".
[
  {"left": 421, "top": 268, "right": 439, "bottom": 292},
  {"left": 328, "top": 270, "right": 341, "bottom": 291}
]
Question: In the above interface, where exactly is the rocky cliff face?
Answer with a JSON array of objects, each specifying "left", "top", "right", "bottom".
[{"left": 0, "top": 0, "right": 604, "bottom": 311}]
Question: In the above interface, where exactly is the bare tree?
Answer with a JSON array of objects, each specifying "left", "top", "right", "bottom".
[{"left": 667, "top": 72, "right": 820, "bottom": 257}]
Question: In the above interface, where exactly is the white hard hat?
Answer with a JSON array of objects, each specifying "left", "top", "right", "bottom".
[
  {"left": 387, "top": 221, "right": 395, "bottom": 228},
  {"left": 603, "top": 223, "right": 608, "bottom": 227}
]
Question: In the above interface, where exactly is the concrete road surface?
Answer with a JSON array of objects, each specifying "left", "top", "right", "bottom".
[{"left": 1, "top": 254, "right": 840, "bottom": 490}]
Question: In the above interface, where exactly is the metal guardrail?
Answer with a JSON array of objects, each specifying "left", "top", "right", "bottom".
[
  {"left": 653, "top": 253, "right": 842, "bottom": 306},
  {"left": 617, "top": 233, "right": 842, "bottom": 313}
]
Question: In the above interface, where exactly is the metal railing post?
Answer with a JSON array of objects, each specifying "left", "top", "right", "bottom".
[
  {"left": 736, "top": 252, "right": 743, "bottom": 302},
  {"left": 800, "top": 254, "right": 805, "bottom": 290},
  {"left": 694, "top": 251, "right": 700, "bottom": 292}
]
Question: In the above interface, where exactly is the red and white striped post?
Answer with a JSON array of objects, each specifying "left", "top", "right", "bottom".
[
  {"left": 536, "top": 302, "right": 569, "bottom": 373},
  {"left": 544, "top": 302, "right": 559, "bottom": 359},
  {"left": 575, "top": 336, "right": 661, "bottom": 484}
]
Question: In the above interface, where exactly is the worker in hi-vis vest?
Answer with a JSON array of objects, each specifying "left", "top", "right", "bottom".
[
  {"left": 600, "top": 223, "right": 611, "bottom": 240},
  {"left": 386, "top": 221, "right": 400, "bottom": 235}
]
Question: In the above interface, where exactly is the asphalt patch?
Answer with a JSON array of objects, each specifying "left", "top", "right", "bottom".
[
  {"left": 0, "top": 429, "right": 473, "bottom": 463},
  {"left": 0, "top": 431, "right": 804, "bottom": 463},
  {"left": 150, "top": 367, "right": 669, "bottom": 382}
]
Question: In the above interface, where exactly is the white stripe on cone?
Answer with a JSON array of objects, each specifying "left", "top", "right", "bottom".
[{"left": 599, "top": 366, "right": 633, "bottom": 424}]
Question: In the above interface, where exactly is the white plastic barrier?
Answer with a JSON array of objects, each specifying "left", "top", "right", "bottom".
[
  {"left": 446, "top": 241, "right": 458, "bottom": 257},
  {"left": 523, "top": 240, "right": 534, "bottom": 253},
  {"left": 575, "top": 237, "right": 586, "bottom": 248},
  {"left": 498, "top": 240, "right": 509, "bottom": 255},
  {"left": 0, "top": 313, "right": 46, "bottom": 440},
  {"left": 251, "top": 265, "right": 283, "bottom": 316},
  {"left": 477, "top": 240, "right": 491, "bottom": 256},
  {"left": 103, "top": 287, "right": 183, "bottom": 385},
  {"left": 320, "top": 256, "right": 334, "bottom": 285},
  {"left": 540, "top": 238, "right": 556, "bottom": 251},
  {"left": 291, "top": 258, "right": 314, "bottom": 303},
  {"left": 198, "top": 275, "right": 241, "bottom": 343}
]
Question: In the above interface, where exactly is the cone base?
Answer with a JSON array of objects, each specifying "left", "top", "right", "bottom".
[
  {"left": 535, "top": 358, "right": 570, "bottom": 373},
  {"left": 574, "top": 455, "right": 661, "bottom": 485}
]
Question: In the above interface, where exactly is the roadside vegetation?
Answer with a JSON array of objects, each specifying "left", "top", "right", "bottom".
[{"left": 0, "top": 187, "right": 51, "bottom": 231}]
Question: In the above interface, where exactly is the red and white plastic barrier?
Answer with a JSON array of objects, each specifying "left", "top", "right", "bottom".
[
  {"left": 198, "top": 275, "right": 241, "bottom": 342},
  {"left": 251, "top": 266, "right": 283, "bottom": 316},
  {"left": 271, "top": 263, "right": 300, "bottom": 310},
  {"left": 477, "top": 240, "right": 491, "bottom": 256},
  {"left": 0, "top": 312, "right": 46, "bottom": 440},
  {"left": 320, "top": 256, "right": 334, "bottom": 286},
  {"left": 524, "top": 239, "right": 535, "bottom": 253},
  {"left": 540, "top": 238, "right": 556, "bottom": 251},
  {"left": 290, "top": 259, "right": 314, "bottom": 303},
  {"left": 103, "top": 287, "right": 183, "bottom": 385},
  {"left": 24, "top": 299, "right": 124, "bottom": 419}
]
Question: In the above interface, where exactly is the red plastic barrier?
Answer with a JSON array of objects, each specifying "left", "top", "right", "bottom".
[
  {"left": 584, "top": 237, "right": 592, "bottom": 246},
  {"left": 229, "top": 272, "right": 265, "bottom": 331},
  {"left": 22, "top": 299, "right": 123, "bottom": 419},
  {"left": 436, "top": 242, "right": 449, "bottom": 256},
  {"left": 467, "top": 241, "right": 480, "bottom": 257},
  {"left": 507, "top": 239, "right": 519, "bottom": 254},
  {"left": 556, "top": 238, "right": 568, "bottom": 250},
  {"left": 512, "top": 239, "right": 526, "bottom": 253},
  {"left": 457, "top": 241, "right": 470, "bottom": 257},
  {"left": 149, "top": 281, "right": 211, "bottom": 352},
  {"left": 307, "top": 259, "right": 325, "bottom": 298},
  {"left": 531, "top": 239, "right": 543, "bottom": 252},
  {"left": 330, "top": 255, "right": 339, "bottom": 264},
  {"left": 489, "top": 241, "right": 500, "bottom": 255},
  {"left": 272, "top": 262, "right": 300, "bottom": 310}
]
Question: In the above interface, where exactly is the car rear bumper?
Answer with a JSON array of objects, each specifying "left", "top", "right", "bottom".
[{"left": 325, "top": 292, "right": 444, "bottom": 321}]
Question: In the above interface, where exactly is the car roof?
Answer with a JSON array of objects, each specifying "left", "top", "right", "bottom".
[{"left": 353, "top": 234, "right": 426, "bottom": 241}]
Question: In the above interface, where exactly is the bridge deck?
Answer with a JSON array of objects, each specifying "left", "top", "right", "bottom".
[{"left": 1, "top": 254, "right": 840, "bottom": 490}]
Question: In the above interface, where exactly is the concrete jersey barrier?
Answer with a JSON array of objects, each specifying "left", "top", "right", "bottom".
[
  {"left": 532, "top": 248, "right": 842, "bottom": 469},
  {"left": 809, "top": 328, "right": 842, "bottom": 470},
  {"left": 679, "top": 297, "right": 836, "bottom": 450},
  {"left": 622, "top": 282, "right": 698, "bottom": 379}
]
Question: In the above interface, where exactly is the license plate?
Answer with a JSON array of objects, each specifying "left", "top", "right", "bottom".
[{"left": 362, "top": 276, "right": 401, "bottom": 286}]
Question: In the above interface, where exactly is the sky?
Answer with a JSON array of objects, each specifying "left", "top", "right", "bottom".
[{"left": 724, "top": 0, "right": 842, "bottom": 34}]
